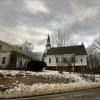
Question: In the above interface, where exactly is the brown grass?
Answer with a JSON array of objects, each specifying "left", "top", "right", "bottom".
[{"left": 0, "top": 72, "right": 69, "bottom": 92}]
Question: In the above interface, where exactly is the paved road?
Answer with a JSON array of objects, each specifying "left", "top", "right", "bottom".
[{"left": 2, "top": 88, "right": 100, "bottom": 100}]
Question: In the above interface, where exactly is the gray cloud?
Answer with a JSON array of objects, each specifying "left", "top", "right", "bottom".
[{"left": 0, "top": 0, "right": 100, "bottom": 52}]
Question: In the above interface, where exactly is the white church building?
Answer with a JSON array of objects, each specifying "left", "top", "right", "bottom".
[{"left": 43, "top": 35, "right": 88, "bottom": 72}]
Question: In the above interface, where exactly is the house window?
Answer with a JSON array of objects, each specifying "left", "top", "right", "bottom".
[
  {"left": 49, "top": 58, "right": 51, "bottom": 63},
  {"left": 0, "top": 45, "right": 1, "bottom": 49},
  {"left": 20, "top": 47, "right": 22, "bottom": 50},
  {"left": 2, "top": 57, "right": 6, "bottom": 64},
  {"left": 24, "top": 62, "right": 27, "bottom": 67},
  {"left": 20, "top": 60, "right": 22, "bottom": 66},
  {"left": 56, "top": 57, "right": 58, "bottom": 63},
  {"left": 81, "top": 58, "right": 83, "bottom": 62}
]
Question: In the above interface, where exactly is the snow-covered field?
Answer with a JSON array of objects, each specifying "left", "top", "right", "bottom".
[{"left": 0, "top": 70, "right": 100, "bottom": 98}]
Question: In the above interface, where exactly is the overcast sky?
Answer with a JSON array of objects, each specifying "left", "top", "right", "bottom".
[{"left": 0, "top": 0, "right": 100, "bottom": 52}]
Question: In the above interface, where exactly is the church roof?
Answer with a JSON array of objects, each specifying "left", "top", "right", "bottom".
[{"left": 45, "top": 44, "right": 87, "bottom": 55}]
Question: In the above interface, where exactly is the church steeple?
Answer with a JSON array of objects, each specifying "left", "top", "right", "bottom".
[{"left": 46, "top": 35, "right": 51, "bottom": 49}]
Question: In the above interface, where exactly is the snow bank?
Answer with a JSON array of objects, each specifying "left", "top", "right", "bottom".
[{"left": 0, "top": 82, "right": 100, "bottom": 98}]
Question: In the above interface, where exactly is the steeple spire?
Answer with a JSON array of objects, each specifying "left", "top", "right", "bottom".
[
  {"left": 47, "top": 35, "right": 50, "bottom": 42},
  {"left": 46, "top": 35, "right": 51, "bottom": 49}
]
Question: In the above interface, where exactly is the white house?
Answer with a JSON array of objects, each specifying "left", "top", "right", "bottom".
[
  {"left": 0, "top": 40, "right": 33, "bottom": 70},
  {"left": 43, "top": 35, "right": 88, "bottom": 72}
]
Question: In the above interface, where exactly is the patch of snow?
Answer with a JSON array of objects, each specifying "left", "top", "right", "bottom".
[{"left": 0, "top": 82, "right": 100, "bottom": 98}]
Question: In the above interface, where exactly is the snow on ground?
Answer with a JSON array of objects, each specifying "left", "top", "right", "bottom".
[
  {"left": 0, "top": 82, "right": 100, "bottom": 98},
  {"left": 0, "top": 70, "right": 86, "bottom": 82},
  {"left": 0, "top": 70, "right": 100, "bottom": 98}
]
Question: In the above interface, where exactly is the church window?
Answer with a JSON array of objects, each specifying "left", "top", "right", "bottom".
[
  {"left": 49, "top": 58, "right": 51, "bottom": 63},
  {"left": 81, "top": 58, "right": 83, "bottom": 62},
  {"left": 56, "top": 57, "right": 58, "bottom": 63}
]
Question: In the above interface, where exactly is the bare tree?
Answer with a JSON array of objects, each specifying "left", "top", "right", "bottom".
[
  {"left": 51, "top": 29, "right": 66, "bottom": 47},
  {"left": 22, "top": 41, "right": 34, "bottom": 53},
  {"left": 87, "top": 35, "right": 100, "bottom": 74},
  {"left": 93, "top": 36, "right": 100, "bottom": 51},
  {"left": 87, "top": 35, "right": 100, "bottom": 54},
  {"left": 51, "top": 29, "right": 75, "bottom": 73},
  {"left": 51, "top": 29, "right": 65, "bottom": 73},
  {"left": 64, "top": 54, "right": 76, "bottom": 73},
  {"left": 87, "top": 54, "right": 99, "bottom": 81}
]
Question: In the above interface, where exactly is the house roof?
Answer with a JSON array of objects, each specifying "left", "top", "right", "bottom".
[
  {"left": 0, "top": 40, "right": 33, "bottom": 59},
  {"left": 45, "top": 44, "right": 87, "bottom": 55}
]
